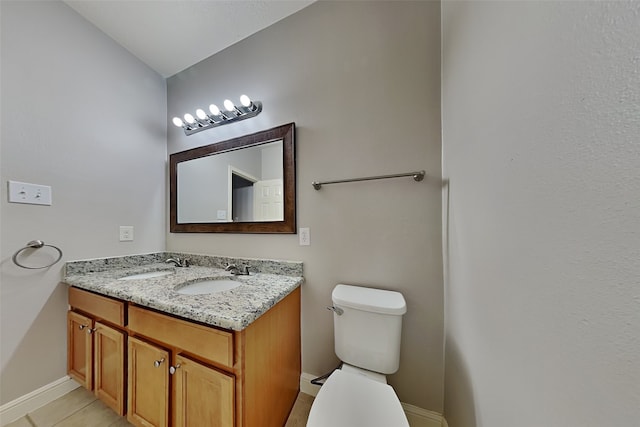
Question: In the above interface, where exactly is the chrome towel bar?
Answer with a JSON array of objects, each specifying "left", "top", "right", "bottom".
[
  {"left": 312, "top": 170, "right": 425, "bottom": 190},
  {"left": 12, "top": 240, "right": 63, "bottom": 269}
]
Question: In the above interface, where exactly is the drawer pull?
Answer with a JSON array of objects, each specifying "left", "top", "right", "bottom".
[
  {"left": 169, "top": 363, "right": 181, "bottom": 375},
  {"left": 153, "top": 358, "right": 165, "bottom": 368}
]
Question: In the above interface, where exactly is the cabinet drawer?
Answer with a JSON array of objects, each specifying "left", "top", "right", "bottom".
[
  {"left": 128, "top": 305, "right": 233, "bottom": 368},
  {"left": 69, "top": 287, "right": 125, "bottom": 327}
]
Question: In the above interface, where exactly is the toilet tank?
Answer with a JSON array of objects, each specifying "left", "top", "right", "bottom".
[{"left": 332, "top": 284, "right": 407, "bottom": 375}]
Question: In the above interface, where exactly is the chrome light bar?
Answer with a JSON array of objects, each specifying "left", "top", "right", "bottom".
[{"left": 171, "top": 95, "right": 263, "bottom": 136}]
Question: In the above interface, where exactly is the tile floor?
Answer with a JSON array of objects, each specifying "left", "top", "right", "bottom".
[{"left": 5, "top": 387, "right": 314, "bottom": 427}]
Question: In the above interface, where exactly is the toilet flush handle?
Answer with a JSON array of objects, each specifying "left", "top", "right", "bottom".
[{"left": 326, "top": 305, "right": 344, "bottom": 316}]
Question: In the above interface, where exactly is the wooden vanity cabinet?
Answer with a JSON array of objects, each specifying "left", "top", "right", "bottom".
[
  {"left": 127, "top": 305, "right": 236, "bottom": 427},
  {"left": 172, "top": 353, "right": 235, "bottom": 426},
  {"left": 127, "top": 336, "right": 170, "bottom": 427},
  {"left": 67, "top": 311, "right": 93, "bottom": 389},
  {"left": 68, "top": 285, "right": 301, "bottom": 427},
  {"left": 67, "top": 288, "right": 126, "bottom": 415}
]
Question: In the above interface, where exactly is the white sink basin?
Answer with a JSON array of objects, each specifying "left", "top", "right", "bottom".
[
  {"left": 175, "top": 279, "right": 241, "bottom": 295},
  {"left": 118, "top": 271, "right": 174, "bottom": 281}
]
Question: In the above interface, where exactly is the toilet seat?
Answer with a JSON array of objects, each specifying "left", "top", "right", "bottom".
[{"left": 306, "top": 369, "right": 409, "bottom": 427}]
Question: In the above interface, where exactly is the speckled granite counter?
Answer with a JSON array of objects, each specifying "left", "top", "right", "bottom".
[{"left": 63, "top": 252, "right": 303, "bottom": 331}]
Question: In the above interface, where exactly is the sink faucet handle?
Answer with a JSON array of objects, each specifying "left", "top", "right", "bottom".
[
  {"left": 242, "top": 265, "right": 251, "bottom": 275},
  {"left": 166, "top": 257, "right": 189, "bottom": 267},
  {"left": 225, "top": 263, "right": 238, "bottom": 272}
]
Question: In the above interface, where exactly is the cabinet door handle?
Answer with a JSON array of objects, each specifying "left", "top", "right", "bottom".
[
  {"left": 86, "top": 327, "right": 97, "bottom": 334},
  {"left": 153, "top": 358, "right": 166, "bottom": 368},
  {"left": 169, "top": 363, "right": 181, "bottom": 375},
  {"left": 78, "top": 324, "right": 87, "bottom": 330}
]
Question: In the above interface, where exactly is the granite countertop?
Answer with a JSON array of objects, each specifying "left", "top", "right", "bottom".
[{"left": 63, "top": 257, "right": 303, "bottom": 331}]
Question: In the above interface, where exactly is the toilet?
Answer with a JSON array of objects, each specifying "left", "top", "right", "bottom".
[{"left": 306, "top": 284, "right": 409, "bottom": 427}]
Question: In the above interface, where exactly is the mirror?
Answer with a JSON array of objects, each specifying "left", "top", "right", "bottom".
[{"left": 170, "top": 123, "right": 296, "bottom": 233}]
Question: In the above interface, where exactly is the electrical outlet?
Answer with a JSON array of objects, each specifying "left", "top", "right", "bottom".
[
  {"left": 119, "top": 226, "right": 134, "bottom": 242},
  {"left": 299, "top": 227, "right": 310, "bottom": 246}
]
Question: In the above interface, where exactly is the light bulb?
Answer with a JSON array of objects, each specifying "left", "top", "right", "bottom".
[
  {"left": 209, "top": 104, "right": 220, "bottom": 115},
  {"left": 240, "top": 95, "right": 251, "bottom": 107},
  {"left": 172, "top": 117, "right": 183, "bottom": 127},
  {"left": 224, "top": 99, "right": 235, "bottom": 111},
  {"left": 184, "top": 113, "right": 195, "bottom": 124},
  {"left": 196, "top": 109, "right": 207, "bottom": 120}
]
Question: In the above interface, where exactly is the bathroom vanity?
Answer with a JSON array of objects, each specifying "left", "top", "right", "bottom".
[{"left": 63, "top": 253, "right": 303, "bottom": 427}]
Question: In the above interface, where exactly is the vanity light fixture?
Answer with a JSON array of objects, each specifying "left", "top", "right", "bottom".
[{"left": 171, "top": 95, "right": 262, "bottom": 136}]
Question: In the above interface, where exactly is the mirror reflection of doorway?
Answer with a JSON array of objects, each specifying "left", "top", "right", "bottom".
[
  {"left": 253, "top": 179, "right": 284, "bottom": 221},
  {"left": 231, "top": 172, "right": 256, "bottom": 222}
]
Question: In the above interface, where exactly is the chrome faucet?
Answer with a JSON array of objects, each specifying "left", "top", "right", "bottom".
[
  {"left": 225, "top": 263, "right": 251, "bottom": 275},
  {"left": 166, "top": 257, "right": 190, "bottom": 267}
]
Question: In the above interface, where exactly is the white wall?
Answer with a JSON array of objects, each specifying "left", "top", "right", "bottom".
[
  {"left": 442, "top": 1, "right": 640, "bottom": 426},
  {"left": 167, "top": 1, "right": 444, "bottom": 411},
  {"left": 0, "top": 0, "right": 166, "bottom": 404}
]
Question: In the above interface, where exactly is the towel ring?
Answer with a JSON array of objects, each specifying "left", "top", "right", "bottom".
[{"left": 12, "top": 240, "right": 63, "bottom": 269}]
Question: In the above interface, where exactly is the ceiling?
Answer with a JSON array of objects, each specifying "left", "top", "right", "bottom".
[{"left": 63, "top": 0, "right": 315, "bottom": 78}]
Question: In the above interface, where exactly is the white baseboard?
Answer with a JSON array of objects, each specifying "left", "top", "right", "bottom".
[
  {"left": 401, "top": 402, "right": 445, "bottom": 427},
  {"left": 300, "top": 372, "right": 445, "bottom": 427},
  {"left": 300, "top": 372, "right": 322, "bottom": 397},
  {"left": 0, "top": 376, "right": 80, "bottom": 426}
]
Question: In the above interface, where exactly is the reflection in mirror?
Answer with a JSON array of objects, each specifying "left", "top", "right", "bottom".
[
  {"left": 177, "top": 141, "right": 283, "bottom": 223},
  {"left": 170, "top": 123, "right": 295, "bottom": 233}
]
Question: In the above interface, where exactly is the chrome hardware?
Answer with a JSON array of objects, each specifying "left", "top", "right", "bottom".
[
  {"left": 153, "top": 358, "right": 165, "bottom": 368},
  {"left": 166, "top": 257, "right": 189, "bottom": 267},
  {"left": 225, "top": 263, "right": 251, "bottom": 275},
  {"left": 224, "top": 263, "right": 238, "bottom": 274},
  {"left": 312, "top": 170, "right": 425, "bottom": 191},
  {"left": 169, "top": 363, "right": 181, "bottom": 375},
  {"left": 12, "top": 240, "right": 63, "bottom": 269},
  {"left": 86, "top": 327, "right": 97, "bottom": 334},
  {"left": 78, "top": 324, "right": 87, "bottom": 330},
  {"left": 326, "top": 306, "right": 344, "bottom": 316}
]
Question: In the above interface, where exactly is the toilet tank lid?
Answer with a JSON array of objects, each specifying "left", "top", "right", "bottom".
[{"left": 332, "top": 284, "right": 407, "bottom": 315}]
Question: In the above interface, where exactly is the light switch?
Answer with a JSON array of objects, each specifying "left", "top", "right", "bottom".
[{"left": 8, "top": 180, "right": 52, "bottom": 206}]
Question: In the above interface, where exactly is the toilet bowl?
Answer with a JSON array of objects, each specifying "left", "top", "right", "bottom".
[
  {"left": 306, "top": 284, "right": 409, "bottom": 427},
  {"left": 306, "top": 367, "right": 409, "bottom": 427}
]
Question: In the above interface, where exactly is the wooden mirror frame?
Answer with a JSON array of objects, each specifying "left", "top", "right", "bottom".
[{"left": 170, "top": 123, "right": 296, "bottom": 233}]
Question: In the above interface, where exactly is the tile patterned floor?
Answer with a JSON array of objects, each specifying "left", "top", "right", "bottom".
[{"left": 6, "top": 387, "right": 314, "bottom": 427}]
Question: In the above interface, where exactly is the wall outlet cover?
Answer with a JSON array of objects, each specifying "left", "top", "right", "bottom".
[
  {"left": 299, "top": 227, "right": 310, "bottom": 246},
  {"left": 119, "top": 226, "right": 134, "bottom": 242}
]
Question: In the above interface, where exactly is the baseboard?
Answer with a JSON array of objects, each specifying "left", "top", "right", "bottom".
[
  {"left": 300, "top": 372, "right": 445, "bottom": 427},
  {"left": 401, "top": 402, "right": 445, "bottom": 427},
  {"left": 0, "top": 376, "right": 80, "bottom": 426},
  {"left": 300, "top": 372, "right": 322, "bottom": 397}
]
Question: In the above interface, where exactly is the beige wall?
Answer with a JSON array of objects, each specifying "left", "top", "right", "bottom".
[
  {"left": 0, "top": 0, "right": 443, "bottom": 412},
  {"left": 167, "top": 1, "right": 444, "bottom": 411},
  {"left": 0, "top": 1, "right": 166, "bottom": 404},
  {"left": 442, "top": 1, "right": 640, "bottom": 426}
]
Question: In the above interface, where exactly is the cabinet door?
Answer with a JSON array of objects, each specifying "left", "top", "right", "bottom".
[
  {"left": 94, "top": 322, "right": 125, "bottom": 415},
  {"left": 128, "top": 336, "right": 170, "bottom": 427},
  {"left": 172, "top": 355, "right": 235, "bottom": 427},
  {"left": 67, "top": 311, "right": 93, "bottom": 390}
]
